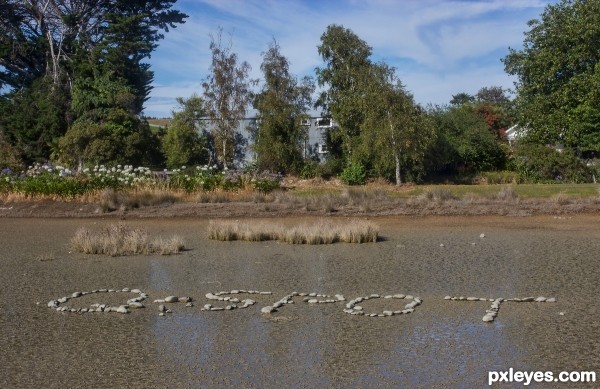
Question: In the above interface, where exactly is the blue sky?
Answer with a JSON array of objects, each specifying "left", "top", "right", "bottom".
[{"left": 145, "top": 0, "right": 557, "bottom": 118}]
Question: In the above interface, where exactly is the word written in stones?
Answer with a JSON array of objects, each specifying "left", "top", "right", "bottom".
[{"left": 46, "top": 288, "right": 556, "bottom": 323}]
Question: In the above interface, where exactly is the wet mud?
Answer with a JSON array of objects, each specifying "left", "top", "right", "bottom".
[{"left": 1, "top": 215, "right": 599, "bottom": 388}]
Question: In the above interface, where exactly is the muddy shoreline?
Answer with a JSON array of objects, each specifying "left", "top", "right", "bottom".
[
  {"left": 1, "top": 215, "right": 599, "bottom": 387},
  {"left": 1, "top": 197, "right": 600, "bottom": 219}
]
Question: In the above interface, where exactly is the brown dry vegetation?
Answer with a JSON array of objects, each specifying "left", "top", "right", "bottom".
[
  {"left": 208, "top": 219, "right": 379, "bottom": 244},
  {"left": 2, "top": 184, "right": 600, "bottom": 218},
  {"left": 71, "top": 224, "right": 185, "bottom": 256}
]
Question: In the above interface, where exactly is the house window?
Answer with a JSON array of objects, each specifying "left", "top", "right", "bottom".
[
  {"left": 317, "top": 144, "right": 328, "bottom": 154},
  {"left": 316, "top": 118, "right": 333, "bottom": 128}
]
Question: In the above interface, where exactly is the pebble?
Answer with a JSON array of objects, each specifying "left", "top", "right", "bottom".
[
  {"left": 546, "top": 297, "right": 556, "bottom": 303},
  {"left": 158, "top": 305, "right": 166, "bottom": 312},
  {"left": 116, "top": 305, "right": 129, "bottom": 314},
  {"left": 128, "top": 302, "right": 144, "bottom": 309},
  {"left": 482, "top": 314, "right": 494, "bottom": 322},
  {"left": 165, "top": 296, "right": 179, "bottom": 303},
  {"left": 261, "top": 306, "right": 275, "bottom": 314}
]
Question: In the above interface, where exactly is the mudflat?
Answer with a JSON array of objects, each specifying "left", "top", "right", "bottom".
[{"left": 1, "top": 215, "right": 599, "bottom": 387}]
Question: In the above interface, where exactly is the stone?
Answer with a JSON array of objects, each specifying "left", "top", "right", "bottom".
[
  {"left": 546, "top": 297, "right": 556, "bottom": 303},
  {"left": 159, "top": 313, "right": 165, "bottom": 317},
  {"left": 535, "top": 297, "right": 546, "bottom": 302},
  {"left": 243, "top": 299, "right": 255, "bottom": 305},
  {"left": 128, "top": 302, "right": 144, "bottom": 309},
  {"left": 395, "top": 294, "right": 406, "bottom": 299},
  {"left": 153, "top": 299, "right": 165, "bottom": 303},
  {"left": 405, "top": 295, "right": 414, "bottom": 300},
  {"left": 71, "top": 292, "right": 82, "bottom": 298},
  {"left": 122, "top": 288, "right": 130, "bottom": 292},
  {"left": 259, "top": 291, "right": 272, "bottom": 295},
  {"left": 354, "top": 306, "right": 363, "bottom": 311},
  {"left": 307, "top": 299, "right": 318, "bottom": 304},
  {"left": 467, "top": 297, "right": 479, "bottom": 301},
  {"left": 158, "top": 305, "right": 167, "bottom": 312},
  {"left": 383, "top": 311, "right": 394, "bottom": 316},
  {"left": 480, "top": 233, "right": 486, "bottom": 238},
  {"left": 131, "top": 289, "right": 141, "bottom": 294},
  {"left": 116, "top": 305, "right": 129, "bottom": 314},
  {"left": 185, "top": 303, "right": 193, "bottom": 307},
  {"left": 179, "top": 296, "right": 192, "bottom": 303},
  {"left": 444, "top": 296, "right": 451, "bottom": 300},
  {"left": 482, "top": 314, "right": 494, "bottom": 322},
  {"left": 230, "top": 290, "right": 239, "bottom": 294},
  {"left": 165, "top": 296, "right": 179, "bottom": 303},
  {"left": 261, "top": 306, "right": 275, "bottom": 314},
  {"left": 522, "top": 297, "right": 535, "bottom": 302}
]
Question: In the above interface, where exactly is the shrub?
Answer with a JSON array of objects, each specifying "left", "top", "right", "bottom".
[
  {"left": 340, "top": 162, "right": 367, "bottom": 185},
  {"left": 509, "top": 144, "right": 593, "bottom": 183}
]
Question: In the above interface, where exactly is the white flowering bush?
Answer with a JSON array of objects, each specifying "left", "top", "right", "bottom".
[{"left": 0, "top": 163, "right": 282, "bottom": 198}]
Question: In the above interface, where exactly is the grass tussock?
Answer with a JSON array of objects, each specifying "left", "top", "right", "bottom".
[
  {"left": 493, "top": 187, "right": 519, "bottom": 202},
  {"left": 71, "top": 224, "right": 185, "bottom": 256},
  {"left": 96, "top": 189, "right": 180, "bottom": 212},
  {"left": 208, "top": 219, "right": 378, "bottom": 244},
  {"left": 419, "top": 188, "right": 458, "bottom": 202}
]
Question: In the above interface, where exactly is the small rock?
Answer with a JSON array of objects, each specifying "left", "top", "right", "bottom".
[
  {"left": 159, "top": 312, "right": 165, "bottom": 316},
  {"left": 153, "top": 299, "right": 165, "bottom": 303},
  {"left": 444, "top": 296, "right": 451, "bottom": 300},
  {"left": 122, "top": 288, "right": 130, "bottom": 292},
  {"left": 179, "top": 296, "right": 192, "bottom": 303},
  {"left": 383, "top": 311, "right": 394, "bottom": 316},
  {"left": 131, "top": 289, "right": 141, "bottom": 294},
  {"left": 405, "top": 295, "right": 414, "bottom": 300},
  {"left": 467, "top": 297, "right": 479, "bottom": 301},
  {"left": 354, "top": 306, "right": 363, "bottom": 311},
  {"left": 440, "top": 243, "right": 445, "bottom": 247},
  {"left": 559, "top": 312, "right": 565, "bottom": 316},
  {"left": 71, "top": 292, "right": 82, "bottom": 298},
  {"left": 128, "top": 302, "right": 144, "bottom": 309},
  {"left": 158, "top": 304, "right": 166, "bottom": 312},
  {"left": 185, "top": 302, "right": 193, "bottom": 307},
  {"left": 261, "top": 306, "right": 275, "bottom": 314},
  {"left": 480, "top": 233, "right": 485, "bottom": 238},
  {"left": 535, "top": 297, "right": 546, "bottom": 302},
  {"left": 116, "top": 305, "right": 129, "bottom": 314},
  {"left": 546, "top": 297, "right": 556, "bottom": 303},
  {"left": 203, "top": 304, "right": 212, "bottom": 310},
  {"left": 307, "top": 299, "right": 318, "bottom": 304},
  {"left": 259, "top": 291, "right": 272, "bottom": 295},
  {"left": 394, "top": 294, "right": 406, "bottom": 299},
  {"left": 165, "top": 296, "right": 178, "bottom": 303},
  {"left": 482, "top": 314, "right": 494, "bottom": 322}
]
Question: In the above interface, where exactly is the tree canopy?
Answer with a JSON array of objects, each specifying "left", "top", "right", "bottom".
[
  {"left": 0, "top": 0, "right": 187, "bottom": 165},
  {"left": 253, "top": 40, "right": 314, "bottom": 174},
  {"left": 503, "top": 0, "right": 600, "bottom": 152}
]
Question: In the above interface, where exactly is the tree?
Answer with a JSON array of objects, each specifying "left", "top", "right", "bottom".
[
  {"left": 359, "top": 63, "right": 435, "bottom": 184},
  {"left": 476, "top": 86, "right": 511, "bottom": 106},
  {"left": 162, "top": 95, "right": 210, "bottom": 169},
  {"left": 503, "top": 0, "right": 600, "bottom": 151},
  {"left": 429, "top": 105, "right": 506, "bottom": 173},
  {"left": 0, "top": 0, "right": 187, "bottom": 163},
  {"left": 58, "top": 71, "right": 160, "bottom": 168},
  {"left": 315, "top": 24, "right": 373, "bottom": 161},
  {"left": 253, "top": 40, "right": 314, "bottom": 173},
  {"left": 450, "top": 92, "right": 475, "bottom": 107},
  {"left": 202, "top": 29, "right": 256, "bottom": 166}
]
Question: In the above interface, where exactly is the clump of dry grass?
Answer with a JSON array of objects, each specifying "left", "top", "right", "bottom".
[
  {"left": 96, "top": 189, "right": 179, "bottom": 212},
  {"left": 493, "top": 187, "right": 519, "bottom": 202},
  {"left": 419, "top": 188, "right": 457, "bottom": 202},
  {"left": 71, "top": 224, "right": 185, "bottom": 256},
  {"left": 551, "top": 192, "right": 572, "bottom": 205},
  {"left": 208, "top": 219, "right": 378, "bottom": 244}
]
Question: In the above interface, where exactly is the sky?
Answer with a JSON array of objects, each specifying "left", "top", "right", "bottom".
[{"left": 144, "top": 0, "right": 557, "bottom": 118}]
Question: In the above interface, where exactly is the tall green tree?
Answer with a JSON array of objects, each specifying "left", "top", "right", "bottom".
[
  {"left": 359, "top": 64, "right": 435, "bottom": 184},
  {"left": 162, "top": 95, "right": 210, "bottom": 169},
  {"left": 253, "top": 40, "right": 314, "bottom": 173},
  {"left": 315, "top": 24, "right": 373, "bottom": 161},
  {"left": 202, "top": 29, "right": 256, "bottom": 166},
  {"left": 58, "top": 71, "right": 160, "bottom": 168},
  {"left": 0, "top": 0, "right": 187, "bottom": 164},
  {"left": 503, "top": 0, "right": 600, "bottom": 152}
]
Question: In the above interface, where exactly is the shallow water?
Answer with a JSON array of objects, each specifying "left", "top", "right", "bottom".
[{"left": 0, "top": 216, "right": 598, "bottom": 388}]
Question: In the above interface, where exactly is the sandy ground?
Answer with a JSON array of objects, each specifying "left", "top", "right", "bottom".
[{"left": 1, "top": 215, "right": 599, "bottom": 388}]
